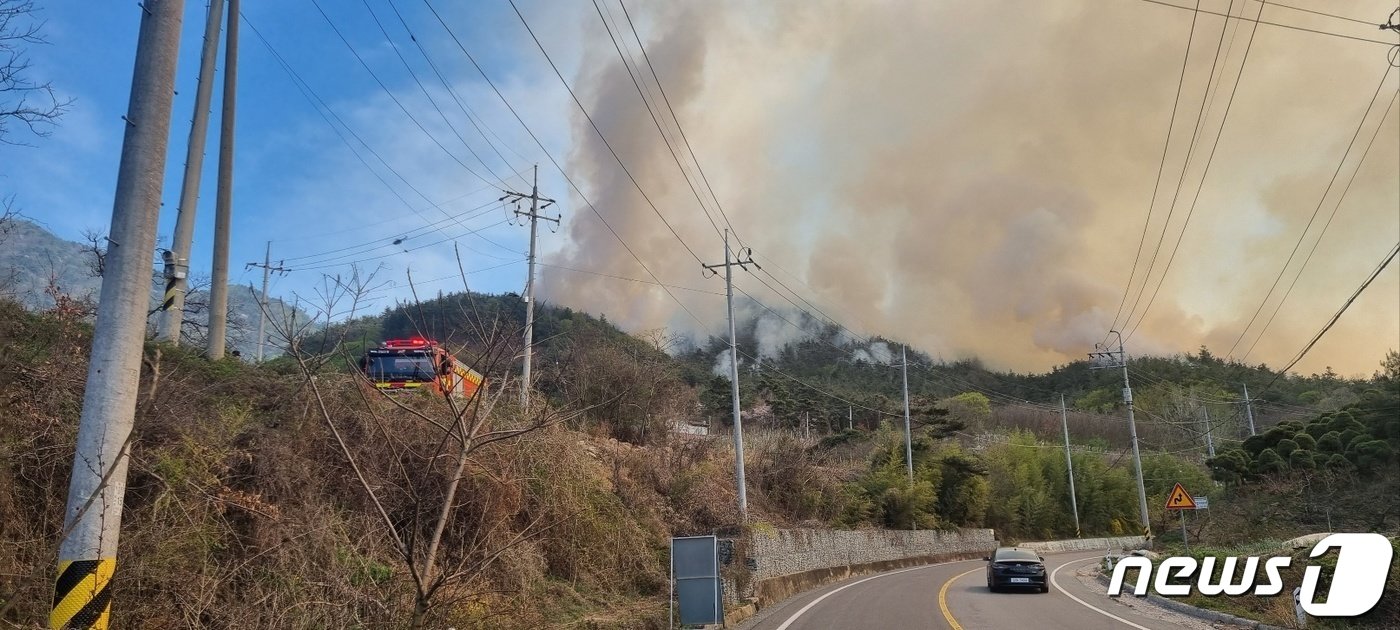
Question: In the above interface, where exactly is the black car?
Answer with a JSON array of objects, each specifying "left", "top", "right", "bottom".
[{"left": 984, "top": 547, "right": 1049, "bottom": 593}]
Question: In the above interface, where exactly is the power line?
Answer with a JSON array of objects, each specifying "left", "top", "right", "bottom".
[
  {"left": 1254, "top": 0, "right": 1374, "bottom": 27},
  {"left": 356, "top": 0, "right": 520, "bottom": 190},
  {"left": 585, "top": 0, "right": 887, "bottom": 352},
  {"left": 505, "top": 0, "right": 708, "bottom": 266},
  {"left": 549, "top": 0, "right": 878, "bottom": 365},
  {"left": 242, "top": 14, "right": 518, "bottom": 261},
  {"left": 1125, "top": 368, "right": 1251, "bottom": 405},
  {"left": 611, "top": 0, "right": 885, "bottom": 345},
  {"left": 1107, "top": 0, "right": 1205, "bottom": 337},
  {"left": 734, "top": 347, "right": 901, "bottom": 418},
  {"left": 614, "top": 0, "right": 743, "bottom": 242},
  {"left": 589, "top": 0, "right": 726, "bottom": 244},
  {"left": 269, "top": 180, "right": 502, "bottom": 245},
  {"left": 306, "top": 0, "right": 500, "bottom": 190},
  {"left": 612, "top": 0, "right": 882, "bottom": 345},
  {"left": 377, "top": 0, "right": 533, "bottom": 187},
  {"left": 1131, "top": 0, "right": 1397, "bottom": 46},
  {"left": 732, "top": 279, "right": 1059, "bottom": 416},
  {"left": 740, "top": 270, "right": 869, "bottom": 347},
  {"left": 289, "top": 219, "right": 513, "bottom": 272},
  {"left": 731, "top": 283, "right": 814, "bottom": 339},
  {"left": 919, "top": 363, "right": 1063, "bottom": 412},
  {"left": 360, "top": 258, "right": 527, "bottom": 299},
  {"left": 730, "top": 276, "right": 1069, "bottom": 415},
  {"left": 1243, "top": 91, "right": 1394, "bottom": 361},
  {"left": 1228, "top": 64, "right": 1393, "bottom": 357},
  {"left": 1261, "top": 241, "right": 1400, "bottom": 392},
  {"left": 415, "top": 0, "right": 717, "bottom": 339},
  {"left": 1121, "top": 0, "right": 1248, "bottom": 340},
  {"left": 755, "top": 266, "right": 872, "bottom": 345},
  {"left": 1124, "top": 0, "right": 1265, "bottom": 341},
  {"left": 279, "top": 199, "right": 501, "bottom": 265},
  {"left": 537, "top": 262, "right": 724, "bottom": 296}
]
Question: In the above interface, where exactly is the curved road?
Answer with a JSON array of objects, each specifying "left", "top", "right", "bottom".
[{"left": 738, "top": 551, "right": 1209, "bottom": 630}]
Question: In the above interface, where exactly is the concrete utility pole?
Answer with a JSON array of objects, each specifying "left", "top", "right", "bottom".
[
  {"left": 1242, "top": 382, "right": 1257, "bottom": 436},
  {"left": 1060, "top": 394, "right": 1081, "bottom": 537},
  {"left": 501, "top": 165, "right": 557, "bottom": 408},
  {"left": 1090, "top": 330, "right": 1150, "bottom": 541},
  {"left": 901, "top": 344, "right": 914, "bottom": 484},
  {"left": 206, "top": 0, "right": 239, "bottom": 360},
  {"left": 159, "top": 0, "right": 224, "bottom": 345},
  {"left": 53, "top": 2, "right": 184, "bottom": 627},
  {"left": 848, "top": 405, "right": 853, "bottom": 431},
  {"left": 1201, "top": 397, "right": 1216, "bottom": 459},
  {"left": 245, "top": 241, "right": 287, "bottom": 362},
  {"left": 702, "top": 229, "right": 757, "bottom": 520}
]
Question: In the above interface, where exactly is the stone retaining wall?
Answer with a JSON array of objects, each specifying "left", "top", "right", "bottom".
[
  {"left": 748, "top": 528, "right": 998, "bottom": 582},
  {"left": 1017, "top": 535, "right": 1147, "bottom": 555}
]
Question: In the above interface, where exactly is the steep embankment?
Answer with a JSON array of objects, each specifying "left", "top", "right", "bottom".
[{"left": 0, "top": 300, "right": 729, "bottom": 628}]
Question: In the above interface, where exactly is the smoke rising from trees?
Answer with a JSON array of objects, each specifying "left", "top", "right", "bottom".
[{"left": 536, "top": 0, "right": 1400, "bottom": 375}]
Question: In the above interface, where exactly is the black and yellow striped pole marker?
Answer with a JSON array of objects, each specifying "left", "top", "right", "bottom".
[
  {"left": 52, "top": 0, "right": 187, "bottom": 627},
  {"left": 51, "top": 560, "right": 115, "bottom": 629},
  {"left": 160, "top": 273, "right": 178, "bottom": 312}
]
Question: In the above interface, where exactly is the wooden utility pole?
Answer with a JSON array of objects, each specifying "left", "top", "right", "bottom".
[{"left": 54, "top": 2, "right": 185, "bottom": 627}]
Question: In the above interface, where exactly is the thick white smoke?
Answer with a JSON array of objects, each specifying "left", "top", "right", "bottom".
[{"left": 537, "top": 0, "right": 1400, "bottom": 376}]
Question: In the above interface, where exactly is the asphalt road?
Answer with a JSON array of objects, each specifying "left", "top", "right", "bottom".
[{"left": 738, "top": 550, "right": 1209, "bottom": 630}]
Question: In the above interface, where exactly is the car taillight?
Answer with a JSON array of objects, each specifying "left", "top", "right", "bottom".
[{"left": 991, "top": 563, "right": 1009, "bottom": 570}]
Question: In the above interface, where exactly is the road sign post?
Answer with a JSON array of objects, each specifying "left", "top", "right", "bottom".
[
  {"left": 1180, "top": 510, "right": 1189, "bottom": 554},
  {"left": 1165, "top": 483, "right": 1199, "bottom": 552}
]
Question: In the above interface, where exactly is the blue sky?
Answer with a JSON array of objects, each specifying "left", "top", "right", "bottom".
[
  {"left": 3, "top": 0, "right": 583, "bottom": 315},
  {"left": 3, "top": 0, "right": 1398, "bottom": 375}
]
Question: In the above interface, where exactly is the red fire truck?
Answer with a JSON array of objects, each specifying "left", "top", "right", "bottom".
[{"left": 360, "top": 337, "right": 484, "bottom": 398}]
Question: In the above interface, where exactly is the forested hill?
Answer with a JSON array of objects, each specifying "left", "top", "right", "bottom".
[
  {"left": 669, "top": 304, "right": 1392, "bottom": 428},
  {"left": 315, "top": 289, "right": 1396, "bottom": 445}
]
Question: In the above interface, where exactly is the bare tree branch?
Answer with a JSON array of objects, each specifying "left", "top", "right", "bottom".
[{"left": 0, "top": 0, "right": 71, "bottom": 145}]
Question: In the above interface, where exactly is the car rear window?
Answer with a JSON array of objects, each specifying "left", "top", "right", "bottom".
[{"left": 994, "top": 549, "right": 1039, "bottom": 562}]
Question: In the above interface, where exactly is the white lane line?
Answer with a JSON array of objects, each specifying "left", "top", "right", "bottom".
[
  {"left": 1049, "top": 557, "right": 1153, "bottom": 630},
  {"left": 772, "top": 559, "right": 977, "bottom": 630}
]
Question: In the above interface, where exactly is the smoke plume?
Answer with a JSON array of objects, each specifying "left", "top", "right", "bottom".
[{"left": 537, "top": 0, "right": 1400, "bottom": 376}]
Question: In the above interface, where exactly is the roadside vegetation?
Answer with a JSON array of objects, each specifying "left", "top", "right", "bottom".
[
  {"left": 1, "top": 284, "right": 1395, "bottom": 627},
  {"left": 1107, "top": 377, "right": 1399, "bottom": 629},
  {"left": 1119, "top": 536, "right": 1400, "bottom": 629}
]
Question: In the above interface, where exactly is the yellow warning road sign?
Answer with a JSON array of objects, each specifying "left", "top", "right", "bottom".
[{"left": 1165, "top": 483, "right": 1197, "bottom": 510}]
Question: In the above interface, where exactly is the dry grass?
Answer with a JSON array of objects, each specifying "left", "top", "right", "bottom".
[
  {"left": 0, "top": 299, "right": 877, "bottom": 628},
  {"left": 0, "top": 312, "right": 742, "bottom": 628}
]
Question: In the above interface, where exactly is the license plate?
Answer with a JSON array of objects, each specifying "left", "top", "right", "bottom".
[{"left": 1010, "top": 578, "right": 1030, "bottom": 583}]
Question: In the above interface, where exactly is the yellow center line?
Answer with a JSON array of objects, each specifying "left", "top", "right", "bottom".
[{"left": 938, "top": 567, "right": 981, "bottom": 630}]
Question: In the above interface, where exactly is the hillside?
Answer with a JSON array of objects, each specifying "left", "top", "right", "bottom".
[
  {"left": 0, "top": 218, "right": 306, "bottom": 358},
  {"left": 2, "top": 280, "right": 1396, "bottom": 626},
  {"left": 674, "top": 316, "right": 1386, "bottom": 456}
]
